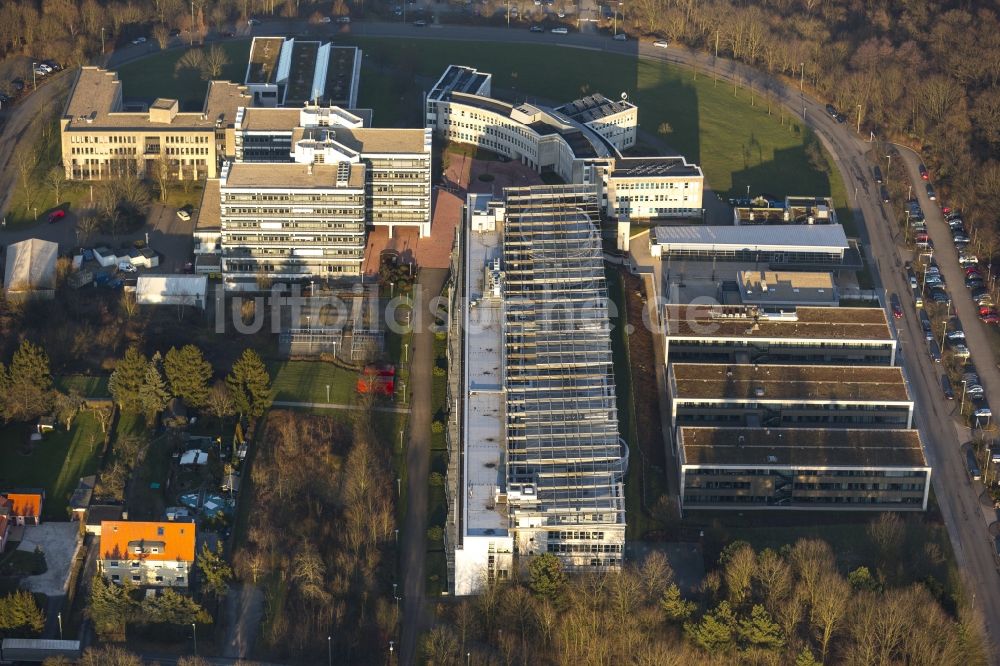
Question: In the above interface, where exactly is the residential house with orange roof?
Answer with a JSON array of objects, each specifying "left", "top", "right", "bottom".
[
  {"left": 0, "top": 490, "right": 45, "bottom": 525},
  {"left": 98, "top": 521, "right": 196, "bottom": 587}
]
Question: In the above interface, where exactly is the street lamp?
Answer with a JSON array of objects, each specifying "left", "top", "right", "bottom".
[
  {"left": 101, "top": 27, "right": 105, "bottom": 55},
  {"left": 31, "top": 62, "right": 36, "bottom": 91},
  {"left": 395, "top": 528, "right": 399, "bottom": 545},
  {"left": 328, "top": 636, "right": 333, "bottom": 666},
  {"left": 961, "top": 379, "right": 968, "bottom": 416},
  {"left": 799, "top": 63, "right": 804, "bottom": 93},
  {"left": 192, "top": 623, "right": 198, "bottom": 656},
  {"left": 885, "top": 154, "right": 892, "bottom": 186},
  {"left": 397, "top": 477, "right": 401, "bottom": 496},
  {"left": 940, "top": 321, "right": 948, "bottom": 349},
  {"left": 856, "top": 104, "right": 862, "bottom": 133},
  {"left": 57, "top": 612, "right": 62, "bottom": 640},
  {"left": 389, "top": 641, "right": 395, "bottom": 660}
]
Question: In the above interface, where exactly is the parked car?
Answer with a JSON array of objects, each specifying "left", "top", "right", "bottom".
[
  {"left": 835, "top": 112, "right": 847, "bottom": 123},
  {"left": 550, "top": 27, "right": 568, "bottom": 33},
  {"left": 873, "top": 165, "right": 884, "bottom": 184},
  {"left": 967, "top": 449, "right": 982, "bottom": 481},
  {"left": 530, "top": 25, "right": 544, "bottom": 32},
  {"left": 248, "top": 18, "right": 261, "bottom": 25},
  {"left": 942, "top": 375, "right": 955, "bottom": 400},
  {"left": 928, "top": 339, "right": 942, "bottom": 363},
  {"left": 880, "top": 185, "right": 890, "bottom": 203},
  {"left": 176, "top": 209, "right": 191, "bottom": 221},
  {"left": 925, "top": 183, "right": 936, "bottom": 200},
  {"left": 919, "top": 310, "right": 933, "bottom": 338},
  {"left": 131, "top": 36, "right": 147, "bottom": 45},
  {"left": 919, "top": 163, "right": 929, "bottom": 180},
  {"left": 117, "top": 262, "right": 137, "bottom": 273},
  {"left": 960, "top": 254, "right": 979, "bottom": 266},
  {"left": 825, "top": 103, "right": 837, "bottom": 117},
  {"left": 613, "top": 33, "right": 628, "bottom": 41},
  {"left": 980, "top": 312, "right": 999, "bottom": 325},
  {"left": 653, "top": 40, "right": 669, "bottom": 48},
  {"left": 890, "top": 293, "right": 903, "bottom": 319},
  {"left": 169, "top": 28, "right": 181, "bottom": 36},
  {"left": 951, "top": 343, "right": 971, "bottom": 358},
  {"left": 47, "top": 210, "right": 65, "bottom": 223},
  {"left": 338, "top": 16, "right": 352, "bottom": 23},
  {"left": 413, "top": 19, "right": 427, "bottom": 26},
  {"left": 930, "top": 288, "right": 949, "bottom": 303},
  {"left": 320, "top": 15, "right": 332, "bottom": 22}
]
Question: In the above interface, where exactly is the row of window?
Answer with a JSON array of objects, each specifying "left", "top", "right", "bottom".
[
  {"left": 547, "top": 543, "right": 623, "bottom": 553},
  {"left": 110, "top": 574, "right": 183, "bottom": 583}
]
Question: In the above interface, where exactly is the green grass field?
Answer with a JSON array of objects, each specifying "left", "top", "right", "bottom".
[
  {"left": 0, "top": 411, "right": 104, "bottom": 520},
  {"left": 55, "top": 375, "right": 111, "bottom": 398},
  {"left": 112, "top": 38, "right": 849, "bottom": 208},
  {"left": 267, "top": 360, "right": 360, "bottom": 404},
  {"left": 114, "top": 40, "right": 252, "bottom": 109}
]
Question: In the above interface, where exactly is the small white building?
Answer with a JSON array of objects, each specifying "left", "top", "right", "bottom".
[
  {"left": 136, "top": 275, "right": 208, "bottom": 309},
  {"left": 5, "top": 238, "right": 58, "bottom": 300}
]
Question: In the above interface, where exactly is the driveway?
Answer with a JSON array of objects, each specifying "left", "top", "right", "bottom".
[{"left": 18, "top": 523, "right": 81, "bottom": 596}]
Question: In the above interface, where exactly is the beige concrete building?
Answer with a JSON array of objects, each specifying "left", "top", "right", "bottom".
[{"left": 60, "top": 67, "right": 248, "bottom": 180}]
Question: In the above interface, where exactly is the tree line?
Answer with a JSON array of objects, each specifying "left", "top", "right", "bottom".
[
  {"left": 232, "top": 407, "right": 397, "bottom": 663},
  {"left": 423, "top": 535, "right": 985, "bottom": 665},
  {"left": 621, "top": 0, "right": 1000, "bottom": 253}
]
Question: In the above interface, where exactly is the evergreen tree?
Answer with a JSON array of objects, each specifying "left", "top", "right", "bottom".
[
  {"left": 225, "top": 349, "right": 272, "bottom": 418},
  {"left": 140, "top": 588, "right": 212, "bottom": 625},
  {"left": 528, "top": 553, "right": 567, "bottom": 601},
  {"left": 685, "top": 601, "right": 737, "bottom": 654},
  {"left": 660, "top": 583, "right": 697, "bottom": 622},
  {"left": 5, "top": 339, "right": 53, "bottom": 422},
  {"left": 847, "top": 565, "right": 880, "bottom": 592},
  {"left": 0, "top": 589, "right": 45, "bottom": 637},
  {"left": 197, "top": 542, "right": 233, "bottom": 600},
  {"left": 737, "top": 604, "right": 784, "bottom": 651},
  {"left": 87, "top": 575, "right": 136, "bottom": 640},
  {"left": 163, "top": 345, "right": 213, "bottom": 409},
  {"left": 794, "top": 647, "right": 822, "bottom": 666},
  {"left": 139, "top": 356, "right": 170, "bottom": 424},
  {"left": 108, "top": 346, "right": 148, "bottom": 412}
]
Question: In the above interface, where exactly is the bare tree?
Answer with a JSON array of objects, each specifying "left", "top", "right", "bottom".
[
  {"left": 14, "top": 148, "right": 38, "bottom": 215},
  {"left": 46, "top": 166, "right": 67, "bottom": 205},
  {"left": 152, "top": 23, "right": 170, "bottom": 50},
  {"left": 200, "top": 44, "right": 230, "bottom": 79}
]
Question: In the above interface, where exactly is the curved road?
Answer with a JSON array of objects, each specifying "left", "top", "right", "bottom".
[{"left": 39, "top": 19, "right": 1000, "bottom": 662}]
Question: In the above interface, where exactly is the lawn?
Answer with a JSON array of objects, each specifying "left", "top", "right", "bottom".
[
  {"left": 267, "top": 360, "right": 360, "bottom": 405},
  {"left": 113, "top": 40, "right": 252, "bottom": 109},
  {"left": 55, "top": 375, "right": 111, "bottom": 398},
  {"left": 0, "top": 411, "right": 104, "bottom": 520},
  {"left": 113, "top": 38, "right": 851, "bottom": 208}
]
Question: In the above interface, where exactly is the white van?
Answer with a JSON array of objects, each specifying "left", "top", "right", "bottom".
[{"left": 550, "top": 27, "right": 568, "bottom": 34}]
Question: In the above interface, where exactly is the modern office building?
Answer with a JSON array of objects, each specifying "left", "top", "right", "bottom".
[
  {"left": 447, "top": 186, "right": 627, "bottom": 595},
  {"left": 244, "top": 36, "right": 361, "bottom": 108},
  {"left": 650, "top": 224, "right": 854, "bottom": 267},
  {"left": 233, "top": 106, "right": 433, "bottom": 237},
  {"left": 662, "top": 305, "right": 897, "bottom": 365},
  {"left": 677, "top": 427, "right": 931, "bottom": 511},
  {"left": 667, "top": 363, "right": 914, "bottom": 430},
  {"left": 426, "top": 65, "right": 703, "bottom": 220},
  {"left": 60, "top": 67, "right": 249, "bottom": 180},
  {"left": 218, "top": 160, "right": 367, "bottom": 283}
]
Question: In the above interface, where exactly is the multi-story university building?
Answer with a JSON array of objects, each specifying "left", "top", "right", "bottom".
[
  {"left": 61, "top": 54, "right": 431, "bottom": 286},
  {"left": 668, "top": 363, "right": 914, "bottom": 430},
  {"left": 677, "top": 427, "right": 931, "bottom": 511},
  {"left": 662, "top": 304, "right": 898, "bottom": 365},
  {"left": 446, "top": 186, "right": 627, "bottom": 595},
  {"left": 426, "top": 65, "right": 704, "bottom": 221},
  {"left": 98, "top": 520, "right": 196, "bottom": 587}
]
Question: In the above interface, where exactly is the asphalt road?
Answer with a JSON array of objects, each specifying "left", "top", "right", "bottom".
[
  {"left": 400, "top": 268, "right": 448, "bottom": 665},
  {"left": 236, "top": 17, "right": 1000, "bottom": 658},
  {"left": 16, "top": 17, "right": 998, "bottom": 660}
]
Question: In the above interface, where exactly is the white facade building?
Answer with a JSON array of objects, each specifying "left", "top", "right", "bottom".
[{"left": 426, "top": 65, "right": 704, "bottom": 221}]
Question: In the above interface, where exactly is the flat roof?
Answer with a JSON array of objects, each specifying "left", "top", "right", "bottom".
[
  {"left": 671, "top": 363, "right": 910, "bottom": 402},
  {"left": 555, "top": 93, "right": 635, "bottom": 123},
  {"left": 428, "top": 65, "right": 491, "bottom": 101},
  {"left": 247, "top": 37, "right": 285, "bottom": 84},
  {"left": 223, "top": 161, "right": 365, "bottom": 189},
  {"left": 329, "top": 127, "right": 429, "bottom": 155},
  {"left": 284, "top": 40, "right": 320, "bottom": 104},
  {"left": 664, "top": 305, "right": 893, "bottom": 341},
  {"left": 679, "top": 427, "right": 928, "bottom": 468},
  {"left": 463, "top": 222, "right": 507, "bottom": 536},
  {"left": 196, "top": 178, "right": 221, "bottom": 231},
  {"left": 238, "top": 107, "right": 300, "bottom": 131},
  {"left": 63, "top": 68, "right": 251, "bottom": 130},
  {"left": 323, "top": 46, "right": 359, "bottom": 106},
  {"left": 611, "top": 156, "right": 703, "bottom": 179},
  {"left": 652, "top": 224, "right": 849, "bottom": 251},
  {"left": 739, "top": 270, "right": 836, "bottom": 304}
]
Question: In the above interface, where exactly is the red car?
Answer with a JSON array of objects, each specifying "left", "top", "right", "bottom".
[
  {"left": 966, "top": 266, "right": 982, "bottom": 276},
  {"left": 47, "top": 210, "right": 66, "bottom": 223},
  {"left": 979, "top": 305, "right": 995, "bottom": 317},
  {"left": 981, "top": 313, "right": 1000, "bottom": 324}
]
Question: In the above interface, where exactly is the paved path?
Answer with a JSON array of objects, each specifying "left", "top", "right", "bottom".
[
  {"left": 221, "top": 582, "right": 265, "bottom": 660},
  {"left": 400, "top": 268, "right": 448, "bottom": 665},
  {"left": 271, "top": 400, "right": 410, "bottom": 413}
]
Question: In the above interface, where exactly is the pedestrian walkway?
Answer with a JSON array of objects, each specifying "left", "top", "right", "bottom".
[{"left": 271, "top": 400, "right": 409, "bottom": 414}]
